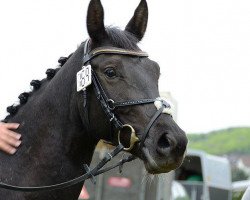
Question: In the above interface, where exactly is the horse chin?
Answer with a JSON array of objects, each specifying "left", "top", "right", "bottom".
[{"left": 141, "top": 147, "right": 183, "bottom": 174}]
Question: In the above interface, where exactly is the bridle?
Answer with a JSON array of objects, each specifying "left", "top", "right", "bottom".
[
  {"left": 0, "top": 40, "right": 171, "bottom": 192},
  {"left": 83, "top": 39, "right": 171, "bottom": 150}
]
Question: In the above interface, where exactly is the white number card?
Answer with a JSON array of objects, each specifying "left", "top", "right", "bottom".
[{"left": 77, "top": 65, "right": 92, "bottom": 92}]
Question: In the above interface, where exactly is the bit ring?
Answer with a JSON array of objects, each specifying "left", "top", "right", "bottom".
[{"left": 118, "top": 124, "right": 139, "bottom": 151}]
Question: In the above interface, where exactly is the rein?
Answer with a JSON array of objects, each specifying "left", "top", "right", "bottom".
[{"left": 0, "top": 40, "right": 171, "bottom": 192}]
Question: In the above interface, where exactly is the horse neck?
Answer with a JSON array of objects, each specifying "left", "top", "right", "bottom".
[
  {"left": 0, "top": 46, "right": 99, "bottom": 200},
  {"left": 8, "top": 45, "right": 97, "bottom": 170}
]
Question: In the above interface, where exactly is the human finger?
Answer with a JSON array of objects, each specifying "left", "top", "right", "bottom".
[
  {"left": 0, "top": 141, "right": 17, "bottom": 154},
  {"left": 2, "top": 123, "right": 20, "bottom": 130},
  {"left": 0, "top": 132, "right": 21, "bottom": 148},
  {"left": 4, "top": 129, "right": 22, "bottom": 140}
]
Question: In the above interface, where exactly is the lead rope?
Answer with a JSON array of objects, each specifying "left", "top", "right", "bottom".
[{"left": 0, "top": 144, "right": 126, "bottom": 192}]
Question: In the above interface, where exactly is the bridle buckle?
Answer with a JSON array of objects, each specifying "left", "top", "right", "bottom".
[{"left": 107, "top": 99, "right": 115, "bottom": 110}]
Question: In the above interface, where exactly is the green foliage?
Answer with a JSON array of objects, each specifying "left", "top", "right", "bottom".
[
  {"left": 187, "top": 127, "right": 250, "bottom": 155},
  {"left": 231, "top": 167, "right": 249, "bottom": 181},
  {"left": 232, "top": 190, "right": 245, "bottom": 200}
]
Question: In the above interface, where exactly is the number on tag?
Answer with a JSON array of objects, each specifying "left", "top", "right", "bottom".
[{"left": 77, "top": 65, "right": 92, "bottom": 92}]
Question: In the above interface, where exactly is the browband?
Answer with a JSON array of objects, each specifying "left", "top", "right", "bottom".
[{"left": 83, "top": 46, "right": 148, "bottom": 65}]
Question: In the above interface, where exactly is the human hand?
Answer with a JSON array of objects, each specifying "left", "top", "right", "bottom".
[{"left": 0, "top": 122, "right": 21, "bottom": 154}]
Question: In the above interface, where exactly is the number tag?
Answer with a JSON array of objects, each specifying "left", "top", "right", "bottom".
[{"left": 77, "top": 65, "right": 92, "bottom": 92}]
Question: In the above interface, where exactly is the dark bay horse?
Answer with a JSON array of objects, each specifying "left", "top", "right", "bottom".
[{"left": 0, "top": 0, "right": 187, "bottom": 199}]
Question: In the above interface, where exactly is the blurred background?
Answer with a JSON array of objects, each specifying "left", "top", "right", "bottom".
[{"left": 0, "top": 0, "right": 250, "bottom": 199}]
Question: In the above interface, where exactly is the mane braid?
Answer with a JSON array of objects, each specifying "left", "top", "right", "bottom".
[
  {"left": 1, "top": 54, "right": 73, "bottom": 123},
  {"left": 105, "top": 26, "right": 140, "bottom": 51}
]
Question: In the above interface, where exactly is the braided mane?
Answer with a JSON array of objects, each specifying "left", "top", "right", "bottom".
[{"left": 2, "top": 55, "right": 72, "bottom": 122}]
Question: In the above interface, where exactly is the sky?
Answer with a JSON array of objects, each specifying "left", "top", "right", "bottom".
[{"left": 0, "top": 0, "right": 250, "bottom": 133}]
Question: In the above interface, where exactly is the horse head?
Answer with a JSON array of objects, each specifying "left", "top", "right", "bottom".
[{"left": 84, "top": 0, "right": 188, "bottom": 174}]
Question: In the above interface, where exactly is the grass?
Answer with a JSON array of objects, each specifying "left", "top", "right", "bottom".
[{"left": 187, "top": 127, "right": 250, "bottom": 155}]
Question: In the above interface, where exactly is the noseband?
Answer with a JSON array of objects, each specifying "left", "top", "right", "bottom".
[{"left": 0, "top": 40, "right": 172, "bottom": 192}]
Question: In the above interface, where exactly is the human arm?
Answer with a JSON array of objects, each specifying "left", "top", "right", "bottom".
[{"left": 0, "top": 122, "right": 21, "bottom": 154}]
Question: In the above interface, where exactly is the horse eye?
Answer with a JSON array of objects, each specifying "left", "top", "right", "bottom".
[{"left": 104, "top": 68, "right": 116, "bottom": 78}]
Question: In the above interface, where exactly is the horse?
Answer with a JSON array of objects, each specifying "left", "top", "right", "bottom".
[{"left": 0, "top": 0, "right": 188, "bottom": 199}]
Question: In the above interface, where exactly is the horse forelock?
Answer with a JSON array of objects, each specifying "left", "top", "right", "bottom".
[{"left": 105, "top": 26, "right": 140, "bottom": 51}]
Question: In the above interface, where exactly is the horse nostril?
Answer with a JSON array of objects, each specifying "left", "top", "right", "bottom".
[{"left": 157, "top": 134, "right": 171, "bottom": 156}]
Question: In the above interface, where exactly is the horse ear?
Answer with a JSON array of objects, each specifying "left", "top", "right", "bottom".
[
  {"left": 87, "top": 0, "right": 106, "bottom": 43},
  {"left": 125, "top": 0, "right": 148, "bottom": 41}
]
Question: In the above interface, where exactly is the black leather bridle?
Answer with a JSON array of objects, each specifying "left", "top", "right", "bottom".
[{"left": 0, "top": 40, "right": 171, "bottom": 192}]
